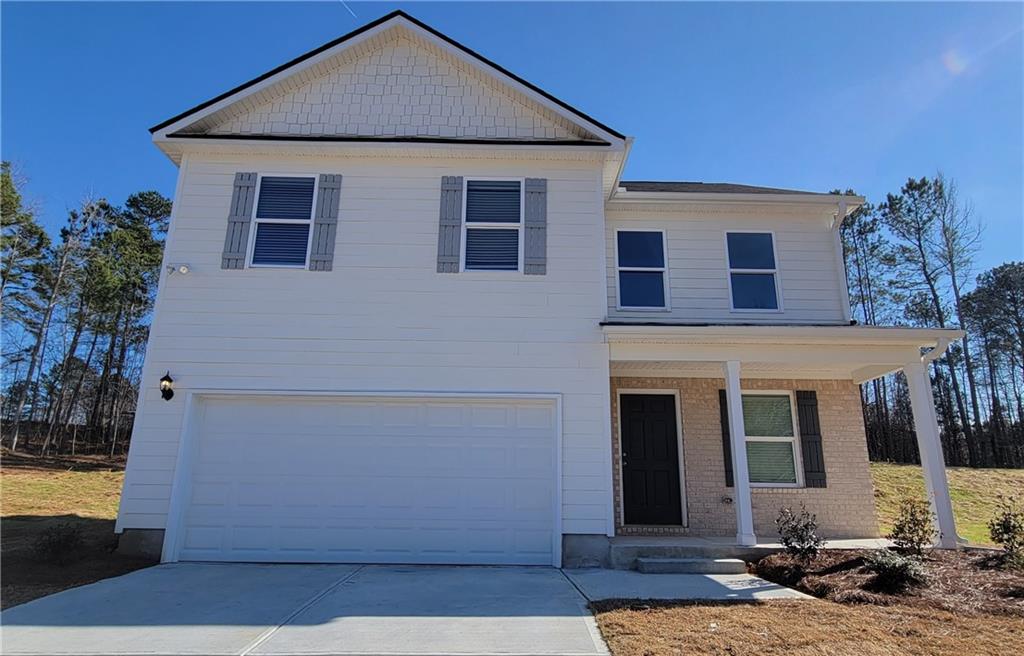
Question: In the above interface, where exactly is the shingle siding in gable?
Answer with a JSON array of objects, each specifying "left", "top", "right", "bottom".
[{"left": 206, "top": 37, "right": 585, "bottom": 141}]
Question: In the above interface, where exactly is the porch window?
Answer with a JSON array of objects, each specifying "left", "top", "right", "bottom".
[
  {"left": 742, "top": 393, "right": 801, "bottom": 486},
  {"left": 727, "top": 232, "right": 780, "bottom": 310},
  {"left": 616, "top": 230, "right": 668, "bottom": 309}
]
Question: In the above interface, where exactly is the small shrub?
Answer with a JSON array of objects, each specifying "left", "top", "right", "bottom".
[
  {"left": 864, "top": 549, "right": 927, "bottom": 592},
  {"left": 988, "top": 495, "right": 1024, "bottom": 569},
  {"left": 776, "top": 504, "right": 825, "bottom": 561},
  {"left": 32, "top": 522, "right": 85, "bottom": 565},
  {"left": 889, "top": 497, "right": 935, "bottom": 556}
]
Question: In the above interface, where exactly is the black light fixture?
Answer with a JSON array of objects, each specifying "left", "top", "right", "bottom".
[{"left": 160, "top": 372, "right": 174, "bottom": 401}]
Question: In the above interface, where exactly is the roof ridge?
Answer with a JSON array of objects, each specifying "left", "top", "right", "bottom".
[{"left": 150, "top": 10, "right": 624, "bottom": 140}]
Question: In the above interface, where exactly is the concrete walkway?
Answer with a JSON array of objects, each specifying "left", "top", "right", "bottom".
[{"left": 1, "top": 564, "right": 805, "bottom": 655}]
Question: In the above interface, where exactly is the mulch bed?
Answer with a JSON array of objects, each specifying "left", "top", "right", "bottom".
[{"left": 754, "top": 548, "right": 1024, "bottom": 617}]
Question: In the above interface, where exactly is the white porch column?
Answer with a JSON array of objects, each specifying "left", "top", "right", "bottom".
[
  {"left": 723, "top": 360, "right": 756, "bottom": 546},
  {"left": 904, "top": 360, "right": 960, "bottom": 548}
]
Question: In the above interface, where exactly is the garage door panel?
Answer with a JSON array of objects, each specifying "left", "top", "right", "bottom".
[{"left": 176, "top": 396, "right": 557, "bottom": 565}]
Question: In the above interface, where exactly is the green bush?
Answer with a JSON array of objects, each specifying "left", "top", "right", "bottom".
[
  {"left": 988, "top": 495, "right": 1024, "bottom": 569},
  {"left": 32, "top": 522, "right": 85, "bottom": 565},
  {"left": 889, "top": 498, "right": 935, "bottom": 556},
  {"left": 865, "top": 549, "right": 927, "bottom": 592},
  {"left": 776, "top": 504, "right": 825, "bottom": 561}
]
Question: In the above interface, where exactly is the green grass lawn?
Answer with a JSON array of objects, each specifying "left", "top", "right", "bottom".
[{"left": 871, "top": 462, "right": 1024, "bottom": 545}]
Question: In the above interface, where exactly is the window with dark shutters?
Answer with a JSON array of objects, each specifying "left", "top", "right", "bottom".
[
  {"left": 463, "top": 179, "right": 522, "bottom": 271},
  {"left": 250, "top": 176, "right": 316, "bottom": 267}
]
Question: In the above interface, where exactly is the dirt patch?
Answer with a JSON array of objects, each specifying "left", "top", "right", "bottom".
[
  {"left": 2, "top": 448, "right": 126, "bottom": 473},
  {"left": 754, "top": 548, "right": 1024, "bottom": 617},
  {"left": 1, "top": 451, "right": 155, "bottom": 609},
  {"left": 591, "top": 599, "right": 1024, "bottom": 656}
]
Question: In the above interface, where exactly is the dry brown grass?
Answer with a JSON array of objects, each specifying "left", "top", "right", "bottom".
[
  {"left": 591, "top": 599, "right": 1024, "bottom": 656},
  {"left": 1, "top": 450, "right": 155, "bottom": 609}
]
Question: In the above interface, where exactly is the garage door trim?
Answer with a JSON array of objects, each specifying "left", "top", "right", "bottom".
[{"left": 161, "top": 389, "right": 563, "bottom": 566}]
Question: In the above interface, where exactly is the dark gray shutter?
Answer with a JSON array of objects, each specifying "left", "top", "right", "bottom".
[
  {"left": 436, "top": 176, "right": 464, "bottom": 273},
  {"left": 524, "top": 178, "right": 547, "bottom": 275},
  {"left": 718, "top": 389, "right": 734, "bottom": 488},
  {"left": 309, "top": 174, "right": 342, "bottom": 271},
  {"left": 796, "top": 390, "right": 827, "bottom": 488},
  {"left": 222, "top": 172, "right": 257, "bottom": 269}
]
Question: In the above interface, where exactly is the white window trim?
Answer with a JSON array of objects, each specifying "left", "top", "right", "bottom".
[
  {"left": 459, "top": 177, "right": 525, "bottom": 273},
  {"left": 246, "top": 173, "right": 319, "bottom": 270},
  {"left": 741, "top": 390, "right": 804, "bottom": 488},
  {"left": 725, "top": 230, "right": 784, "bottom": 313},
  {"left": 614, "top": 228, "right": 670, "bottom": 311}
]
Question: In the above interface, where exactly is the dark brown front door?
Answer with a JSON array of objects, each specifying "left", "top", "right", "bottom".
[{"left": 621, "top": 394, "right": 682, "bottom": 525}]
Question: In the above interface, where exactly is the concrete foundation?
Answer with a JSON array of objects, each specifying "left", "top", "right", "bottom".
[
  {"left": 562, "top": 534, "right": 611, "bottom": 568},
  {"left": 117, "top": 528, "right": 165, "bottom": 560}
]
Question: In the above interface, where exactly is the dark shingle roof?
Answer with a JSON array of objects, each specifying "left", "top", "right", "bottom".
[{"left": 619, "top": 181, "right": 821, "bottom": 195}]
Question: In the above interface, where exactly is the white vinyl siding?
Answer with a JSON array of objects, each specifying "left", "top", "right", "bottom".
[
  {"left": 606, "top": 209, "right": 849, "bottom": 324},
  {"left": 117, "top": 153, "right": 611, "bottom": 538},
  {"left": 742, "top": 392, "right": 802, "bottom": 487}
]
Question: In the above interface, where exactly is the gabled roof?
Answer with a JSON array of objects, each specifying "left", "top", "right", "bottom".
[{"left": 150, "top": 10, "right": 625, "bottom": 146}]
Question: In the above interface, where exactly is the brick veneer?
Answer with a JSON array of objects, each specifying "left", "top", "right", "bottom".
[{"left": 611, "top": 377, "right": 880, "bottom": 539}]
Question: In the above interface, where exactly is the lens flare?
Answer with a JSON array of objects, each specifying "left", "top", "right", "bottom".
[{"left": 942, "top": 49, "right": 968, "bottom": 75}]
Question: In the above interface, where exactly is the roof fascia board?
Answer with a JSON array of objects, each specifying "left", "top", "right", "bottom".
[
  {"left": 601, "top": 324, "right": 964, "bottom": 348},
  {"left": 151, "top": 19, "right": 392, "bottom": 139},
  {"left": 608, "top": 190, "right": 865, "bottom": 206},
  {"left": 151, "top": 12, "right": 626, "bottom": 146}
]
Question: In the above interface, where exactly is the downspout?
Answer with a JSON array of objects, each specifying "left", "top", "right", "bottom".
[
  {"left": 832, "top": 199, "right": 853, "bottom": 324},
  {"left": 922, "top": 337, "right": 953, "bottom": 365}
]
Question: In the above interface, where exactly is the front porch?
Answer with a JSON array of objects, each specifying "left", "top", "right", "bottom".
[
  {"left": 607, "top": 535, "right": 892, "bottom": 569},
  {"left": 603, "top": 323, "right": 965, "bottom": 550}
]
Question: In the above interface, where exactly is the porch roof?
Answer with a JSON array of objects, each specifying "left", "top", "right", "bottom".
[{"left": 602, "top": 323, "right": 964, "bottom": 383}]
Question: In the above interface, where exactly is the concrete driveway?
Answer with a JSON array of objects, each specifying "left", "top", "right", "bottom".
[{"left": 1, "top": 564, "right": 609, "bottom": 656}]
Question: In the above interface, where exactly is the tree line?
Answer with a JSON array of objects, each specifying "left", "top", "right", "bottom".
[
  {"left": 1, "top": 164, "right": 1021, "bottom": 467},
  {"left": 841, "top": 175, "right": 1023, "bottom": 468},
  {"left": 1, "top": 162, "right": 170, "bottom": 456}
]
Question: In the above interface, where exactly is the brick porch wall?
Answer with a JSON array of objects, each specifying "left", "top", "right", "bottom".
[{"left": 611, "top": 377, "right": 880, "bottom": 539}]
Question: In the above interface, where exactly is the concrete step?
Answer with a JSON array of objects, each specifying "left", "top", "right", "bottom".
[{"left": 634, "top": 557, "right": 748, "bottom": 574}]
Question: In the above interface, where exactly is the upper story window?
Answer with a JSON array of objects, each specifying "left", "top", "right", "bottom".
[
  {"left": 462, "top": 179, "right": 522, "bottom": 271},
  {"left": 250, "top": 176, "right": 316, "bottom": 267},
  {"left": 616, "top": 230, "right": 668, "bottom": 309},
  {"left": 742, "top": 393, "right": 802, "bottom": 487},
  {"left": 726, "top": 232, "right": 780, "bottom": 311}
]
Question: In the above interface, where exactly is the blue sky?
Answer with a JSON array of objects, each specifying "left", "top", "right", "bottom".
[{"left": 3, "top": 2, "right": 1021, "bottom": 274}]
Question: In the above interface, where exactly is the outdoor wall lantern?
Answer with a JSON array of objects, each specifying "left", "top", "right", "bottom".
[{"left": 159, "top": 372, "right": 174, "bottom": 401}]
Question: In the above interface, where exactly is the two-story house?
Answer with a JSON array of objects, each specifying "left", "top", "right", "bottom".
[{"left": 116, "top": 11, "right": 963, "bottom": 568}]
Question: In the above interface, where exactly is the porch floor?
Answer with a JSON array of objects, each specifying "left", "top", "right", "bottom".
[
  {"left": 612, "top": 536, "right": 890, "bottom": 550},
  {"left": 608, "top": 536, "right": 890, "bottom": 568}
]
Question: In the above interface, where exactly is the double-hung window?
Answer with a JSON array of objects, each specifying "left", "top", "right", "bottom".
[
  {"left": 462, "top": 179, "right": 522, "bottom": 271},
  {"left": 616, "top": 230, "right": 668, "bottom": 309},
  {"left": 742, "top": 393, "right": 802, "bottom": 487},
  {"left": 249, "top": 176, "right": 317, "bottom": 267},
  {"left": 726, "top": 232, "right": 780, "bottom": 310}
]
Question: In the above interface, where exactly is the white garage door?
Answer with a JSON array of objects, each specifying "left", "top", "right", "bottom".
[{"left": 172, "top": 395, "right": 557, "bottom": 565}]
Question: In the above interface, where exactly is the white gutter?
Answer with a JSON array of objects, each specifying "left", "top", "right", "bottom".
[
  {"left": 833, "top": 197, "right": 853, "bottom": 323},
  {"left": 601, "top": 323, "right": 965, "bottom": 347},
  {"left": 922, "top": 336, "right": 955, "bottom": 364}
]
